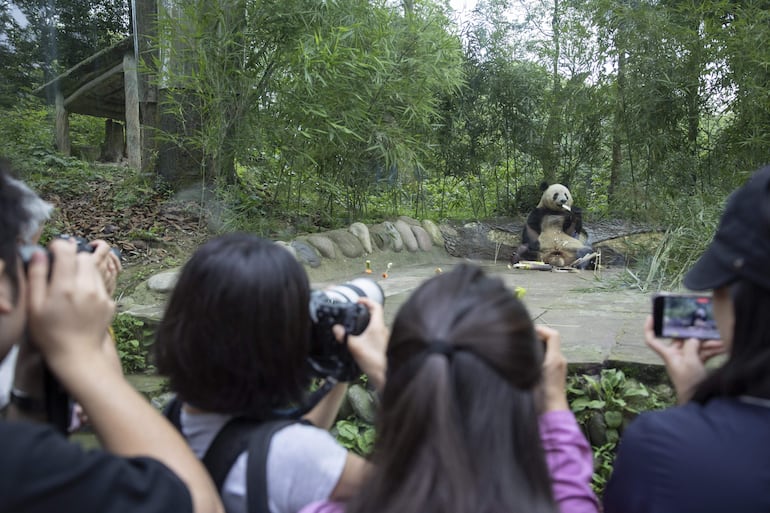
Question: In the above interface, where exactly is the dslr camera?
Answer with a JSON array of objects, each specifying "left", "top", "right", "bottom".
[
  {"left": 17, "top": 235, "right": 120, "bottom": 433},
  {"left": 308, "top": 278, "right": 384, "bottom": 382},
  {"left": 19, "top": 234, "right": 121, "bottom": 271}
]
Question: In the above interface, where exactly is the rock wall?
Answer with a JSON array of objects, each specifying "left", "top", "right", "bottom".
[{"left": 290, "top": 216, "right": 450, "bottom": 274}]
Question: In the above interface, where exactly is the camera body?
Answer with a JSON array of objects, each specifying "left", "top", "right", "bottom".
[
  {"left": 652, "top": 293, "right": 720, "bottom": 340},
  {"left": 19, "top": 235, "right": 120, "bottom": 273},
  {"left": 308, "top": 278, "right": 384, "bottom": 381},
  {"left": 17, "top": 235, "right": 118, "bottom": 433}
]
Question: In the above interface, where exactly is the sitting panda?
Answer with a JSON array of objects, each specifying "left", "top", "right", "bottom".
[{"left": 512, "top": 183, "right": 593, "bottom": 268}]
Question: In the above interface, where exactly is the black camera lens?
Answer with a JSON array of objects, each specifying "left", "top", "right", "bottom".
[{"left": 307, "top": 277, "right": 384, "bottom": 381}]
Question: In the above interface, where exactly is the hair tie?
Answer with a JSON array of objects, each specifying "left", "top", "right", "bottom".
[{"left": 426, "top": 340, "right": 455, "bottom": 358}]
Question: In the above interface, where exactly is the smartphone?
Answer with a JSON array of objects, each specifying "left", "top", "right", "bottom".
[{"left": 652, "top": 293, "right": 721, "bottom": 340}]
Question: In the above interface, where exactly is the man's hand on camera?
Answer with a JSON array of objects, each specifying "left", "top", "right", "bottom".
[
  {"left": 26, "top": 238, "right": 115, "bottom": 379},
  {"left": 332, "top": 297, "right": 388, "bottom": 392},
  {"left": 536, "top": 325, "right": 569, "bottom": 412},
  {"left": 89, "top": 239, "right": 122, "bottom": 296}
]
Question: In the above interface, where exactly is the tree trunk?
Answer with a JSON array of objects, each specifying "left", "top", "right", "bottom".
[
  {"left": 609, "top": 48, "right": 627, "bottom": 205},
  {"left": 55, "top": 91, "right": 71, "bottom": 156}
]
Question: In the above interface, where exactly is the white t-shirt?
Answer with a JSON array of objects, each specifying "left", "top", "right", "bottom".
[
  {"left": 0, "top": 345, "right": 19, "bottom": 410},
  {"left": 181, "top": 410, "right": 348, "bottom": 513}
]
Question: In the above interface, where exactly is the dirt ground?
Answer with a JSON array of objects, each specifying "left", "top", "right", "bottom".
[{"left": 39, "top": 172, "right": 212, "bottom": 295}]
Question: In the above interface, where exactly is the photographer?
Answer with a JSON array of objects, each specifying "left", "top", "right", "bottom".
[
  {"left": 299, "top": 264, "right": 599, "bottom": 513},
  {"left": 0, "top": 172, "right": 54, "bottom": 411},
  {"left": 0, "top": 171, "right": 122, "bottom": 422},
  {"left": 153, "top": 233, "right": 387, "bottom": 513},
  {"left": 604, "top": 165, "right": 770, "bottom": 513},
  {"left": 0, "top": 165, "right": 223, "bottom": 513}
]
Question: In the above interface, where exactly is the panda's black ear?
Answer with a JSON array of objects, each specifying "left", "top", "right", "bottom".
[{"left": 539, "top": 181, "right": 549, "bottom": 191}]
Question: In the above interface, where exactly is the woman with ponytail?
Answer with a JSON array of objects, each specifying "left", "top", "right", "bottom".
[{"left": 302, "top": 263, "right": 598, "bottom": 513}]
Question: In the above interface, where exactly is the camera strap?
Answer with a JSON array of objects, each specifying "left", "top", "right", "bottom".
[{"left": 164, "top": 396, "right": 309, "bottom": 513}]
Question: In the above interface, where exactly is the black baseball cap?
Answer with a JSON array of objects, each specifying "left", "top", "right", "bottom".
[{"left": 684, "top": 164, "right": 770, "bottom": 291}]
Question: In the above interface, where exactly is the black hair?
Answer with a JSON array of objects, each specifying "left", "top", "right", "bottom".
[
  {"left": 154, "top": 233, "right": 312, "bottom": 417},
  {"left": 347, "top": 263, "right": 557, "bottom": 513},
  {"left": 692, "top": 280, "right": 770, "bottom": 403},
  {"left": 0, "top": 159, "right": 28, "bottom": 301}
]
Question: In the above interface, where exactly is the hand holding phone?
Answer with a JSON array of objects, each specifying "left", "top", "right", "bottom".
[{"left": 652, "top": 293, "right": 720, "bottom": 340}]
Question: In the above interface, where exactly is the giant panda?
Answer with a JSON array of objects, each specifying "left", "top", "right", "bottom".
[{"left": 511, "top": 183, "right": 592, "bottom": 268}]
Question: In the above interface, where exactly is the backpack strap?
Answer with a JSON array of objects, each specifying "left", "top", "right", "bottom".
[
  {"left": 163, "top": 395, "right": 184, "bottom": 431},
  {"left": 244, "top": 419, "right": 299, "bottom": 513},
  {"left": 163, "top": 395, "right": 309, "bottom": 513}
]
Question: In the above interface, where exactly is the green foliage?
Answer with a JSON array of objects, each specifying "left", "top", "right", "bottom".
[
  {"left": 13, "top": 0, "right": 128, "bottom": 76},
  {"left": 112, "top": 313, "right": 155, "bottom": 374},
  {"left": 624, "top": 193, "right": 722, "bottom": 291},
  {"left": 157, "top": 0, "right": 464, "bottom": 221},
  {"left": 332, "top": 418, "right": 376, "bottom": 456},
  {"left": 568, "top": 368, "right": 674, "bottom": 493}
]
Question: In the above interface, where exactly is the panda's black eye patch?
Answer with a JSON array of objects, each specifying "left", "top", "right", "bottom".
[{"left": 553, "top": 193, "right": 558, "bottom": 200}]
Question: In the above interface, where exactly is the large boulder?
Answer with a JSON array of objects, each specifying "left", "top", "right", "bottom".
[
  {"left": 305, "top": 235, "right": 338, "bottom": 259},
  {"left": 411, "top": 225, "right": 433, "bottom": 251},
  {"left": 369, "top": 222, "right": 404, "bottom": 252},
  {"left": 274, "top": 240, "right": 297, "bottom": 260},
  {"left": 326, "top": 229, "right": 365, "bottom": 258},
  {"left": 397, "top": 215, "right": 421, "bottom": 227},
  {"left": 291, "top": 240, "right": 322, "bottom": 268},
  {"left": 440, "top": 221, "right": 517, "bottom": 260},
  {"left": 394, "top": 219, "right": 419, "bottom": 252},
  {"left": 421, "top": 219, "right": 444, "bottom": 245},
  {"left": 348, "top": 222, "right": 373, "bottom": 254}
]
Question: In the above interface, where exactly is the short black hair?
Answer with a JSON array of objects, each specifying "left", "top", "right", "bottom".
[
  {"left": 0, "top": 159, "right": 28, "bottom": 300},
  {"left": 154, "top": 233, "right": 312, "bottom": 417}
]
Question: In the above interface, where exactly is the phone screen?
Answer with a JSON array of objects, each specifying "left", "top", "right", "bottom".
[{"left": 653, "top": 294, "right": 721, "bottom": 340}]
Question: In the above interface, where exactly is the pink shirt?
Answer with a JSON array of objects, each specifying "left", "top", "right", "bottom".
[{"left": 299, "top": 409, "right": 599, "bottom": 513}]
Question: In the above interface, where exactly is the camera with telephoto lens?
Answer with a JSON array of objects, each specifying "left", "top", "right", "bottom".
[{"left": 308, "top": 278, "right": 384, "bottom": 382}]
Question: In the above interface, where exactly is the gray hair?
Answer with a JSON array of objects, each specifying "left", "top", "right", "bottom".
[{"left": 6, "top": 176, "right": 54, "bottom": 243}]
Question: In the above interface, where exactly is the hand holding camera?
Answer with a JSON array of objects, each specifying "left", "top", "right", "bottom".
[
  {"left": 308, "top": 278, "right": 386, "bottom": 383},
  {"left": 11, "top": 238, "right": 116, "bottom": 430},
  {"left": 26, "top": 238, "right": 116, "bottom": 373},
  {"left": 332, "top": 297, "right": 389, "bottom": 392}
]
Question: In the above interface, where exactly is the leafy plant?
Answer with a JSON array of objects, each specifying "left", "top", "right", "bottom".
[
  {"left": 332, "top": 418, "right": 376, "bottom": 456},
  {"left": 567, "top": 368, "right": 674, "bottom": 494},
  {"left": 112, "top": 313, "right": 156, "bottom": 374},
  {"left": 590, "top": 442, "right": 618, "bottom": 492}
]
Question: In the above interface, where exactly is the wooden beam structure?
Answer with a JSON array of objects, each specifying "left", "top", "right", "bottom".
[{"left": 32, "top": 30, "right": 158, "bottom": 171}]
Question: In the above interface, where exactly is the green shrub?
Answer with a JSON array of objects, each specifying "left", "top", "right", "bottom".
[
  {"left": 625, "top": 196, "right": 721, "bottom": 291},
  {"left": 567, "top": 368, "right": 674, "bottom": 493},
  {"left": 332, "top": 418, "right": 376, "bottom": 456},
  {"left": 112, "top": 313, "right": 156, "bottom": 374}
]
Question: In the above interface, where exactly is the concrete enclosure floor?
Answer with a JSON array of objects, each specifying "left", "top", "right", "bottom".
[{"left": 306, "top": 248, "right": 660, "bottom": 371}]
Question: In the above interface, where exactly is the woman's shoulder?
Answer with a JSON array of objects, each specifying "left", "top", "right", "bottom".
[
  {"left": 622, "top": 397, "right": 770, "bottom": 448},
  {"left": 270, "top": 421, "right": 348, "bottom": 459}
]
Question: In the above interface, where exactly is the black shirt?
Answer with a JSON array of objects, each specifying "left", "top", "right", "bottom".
[
  {"left": 0, "top": 420, "right": 192, "bottom": 513},
  {"left": 604, "top": 397, "right": 770, "bottom": 513}
]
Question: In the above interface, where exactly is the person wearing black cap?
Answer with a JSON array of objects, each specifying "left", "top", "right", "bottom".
[{"left": 603, "top": 165, "right": 770, "bottom": 513}]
